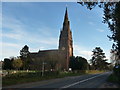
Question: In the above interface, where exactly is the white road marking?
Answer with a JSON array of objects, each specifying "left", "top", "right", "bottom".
[{"left": 60, "top": 72, "right": 109, "bottom": 88}]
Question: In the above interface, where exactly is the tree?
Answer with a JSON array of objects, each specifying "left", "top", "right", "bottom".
[
  {"left": 77, "top": 56, "right": 89, "bottom": 70},
  {"left": 69, "top": 56, "right": 89, "bottom": 70},
  {"left": 20, "top": 45, "right": 29, "bottom": 58},
  {"left": 78, "top": 1, "right": 120, "bottom": 62},
  {"left": 111, "top": 43, "right": 120, "bottom": 65},
  {"left": 69, "top": 56, "right": 76, "bottom": 70},
  {"left": 12, "top": 58, "right": 23, "bottom": 70},
  {"left": 3, "top": 58, "right": 13, "bottom": 70},
  {"left": 90, "top": 47, "right": 109, "bottom": 70},
  {"left": 110, "top": 49, "right": 119, "bottom": 65},
  {"left": 20, "top": 45, "right": 31, "bottom": 70}
]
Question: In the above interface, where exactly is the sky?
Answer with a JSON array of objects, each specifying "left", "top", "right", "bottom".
[{"left": 1, "top": 2, "right": 113, "bottom": 62}]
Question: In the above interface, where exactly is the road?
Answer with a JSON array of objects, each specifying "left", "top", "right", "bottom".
[{"left": 3, "top": 72, "right": 111, "bottom": 89}]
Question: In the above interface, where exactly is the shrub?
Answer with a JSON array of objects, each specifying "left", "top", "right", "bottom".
[
  {"left": 113, "top": 65, "right": 120, "bottom": 77},
  {"left": 44, "top": 71, "right": 59, "bottom": 76}
]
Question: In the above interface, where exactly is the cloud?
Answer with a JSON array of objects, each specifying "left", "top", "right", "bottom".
[
  {"left": 88, "top": 22, "right": 95, "bottom": 26},
  {"left": 28, "top": 37, "right": 58, "bottom": 45},
  {"left": 2, "top": 42, "right": 21, "bottom": 48},
  {"left": 2, "top": 48, "right": 20, "bottom": 60},
  {"left": 97, "top": 29, "right": 104, "bottom": 32},
  {"left": 2, "top": 15, "right": 59, "bottom": 60},
  {"left": 73, "top": 44, "right": 92, "bottom": 60},
  {"left": 104, "top": 50, "right": 110, "bottom": 62},
  {"left": 37, "top": 27, "right": 53, "bottom": 37},
  {"left": 2, "top": 15, "right": 58, "bottom": 44},
  {"left": 73, "top": 44, "right": 110, "bottom": 63},
  {"left": 2, "top": 16, "right": 25, "bottom": 31},
  {"left": 2, "top": 33, "right": 22, "bottom": 40},
  {"left": 0, "top": 41, "right": 22, "bottom": 60}
]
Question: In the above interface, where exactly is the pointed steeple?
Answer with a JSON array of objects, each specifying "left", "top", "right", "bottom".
[
  {"left": 64, "top": 7, "right": 68, "bottom": 22},
  {"left": 63, "top": 7, "right": 70, "bottom": 30}
]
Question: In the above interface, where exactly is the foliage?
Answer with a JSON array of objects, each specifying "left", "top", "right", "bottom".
[
  {"left": 90, "top": 47, "right": 109, "bottom": 70},
  {"left": 69, "top": 56, "right": 89, "bottom": 70},
  {"left": 20, "top": 45, "right": 32, "bottom": 70},
  {"left": 20, "top": 45, "right": 29, "bottom": 58},
  {"left": 69, "top": 56, "right": 76, "bottom": 70},
  {"left": 22, "top": 54, "right": 32, "bottom": 70},
  {"left": 3, "top": 58, "right": 13, "bottom": 70},
  {"left": 78, "top": 1, "right": 120, "bottom": 60},
  {"left": 113, "top": 64, "right": 120, "bottom": 77},
  {"left": 107, "top": 73, "right": 120, "bottom": 84},
  {"left": 12, "top": 58, "right": 23, "bottom": 70}
]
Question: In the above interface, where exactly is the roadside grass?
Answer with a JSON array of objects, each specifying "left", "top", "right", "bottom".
[
  {"left": 2, "top": 70, "right": 106, "bottom": 86},
  {"left": 85, "top": 70, "right": 106, "bottom": 74},
  {"left": 2, "top": 71, "right": 83, "bottom": 86},
  {"left": 107, "top": 73, "right": 120, "bottom": 84}
]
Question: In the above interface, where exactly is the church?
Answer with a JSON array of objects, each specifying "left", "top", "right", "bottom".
[{"left": 28, "top": 8, "right": 73, "bottom": 71}]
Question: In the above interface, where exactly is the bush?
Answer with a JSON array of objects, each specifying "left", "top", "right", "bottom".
[
  {"left": 113, "top": 65, "right": 120, "bottom": 76},
  {"left": 3, "top": 71, "right": 60, "bottom": 80},
  {"left": 107, "top": 73, "right": 120, "bottom": 84},
  {"left": 44, "top": 71, "right": 59, "bottom": 76}
]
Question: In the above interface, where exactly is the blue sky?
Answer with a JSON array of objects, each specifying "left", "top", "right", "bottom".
[{"left": 1, "top": 2, "right": 113, "bottom": 62}]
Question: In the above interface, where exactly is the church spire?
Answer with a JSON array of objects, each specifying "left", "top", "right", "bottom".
[
  {"left": 63, "top": 7, "right": 70, "bottom": 30},
  {"left": 64, "top": 7, "right": 68, "bottom": 22}
]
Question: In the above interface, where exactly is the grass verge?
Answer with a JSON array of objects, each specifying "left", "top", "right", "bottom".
[
  {"left": 107, "top": 73, "right": 120, "bottom": 84},
  {"left": 2, "top": 70, "right": 106, "bottom": 87}
]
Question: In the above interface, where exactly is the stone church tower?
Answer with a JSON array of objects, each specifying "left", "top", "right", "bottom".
[
  {"left": 29, "top": 8, "right": 73, "bottom": 71},
  {"left": 59, "top": 8, "right": 73, "bottom": 70}
]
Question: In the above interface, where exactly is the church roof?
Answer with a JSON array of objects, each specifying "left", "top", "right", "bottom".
[
  {"left": 39, "top": 49, "right": 58, "bottom": 52},
  {"left": 29, "top": 49, "right": 59, "bottom": 58}
]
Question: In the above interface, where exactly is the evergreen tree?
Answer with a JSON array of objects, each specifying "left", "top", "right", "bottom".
[
  {"left": 20, "top": 45, "right": 29, "bottom": 58},
  {"left": 20, "top": 45, "right": 31, "bottom": 70},
  {"left": 90, "top": 47, "right": 109, "bottom": 70}
]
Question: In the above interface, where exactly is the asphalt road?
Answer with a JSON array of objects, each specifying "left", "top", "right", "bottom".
[{"left": 3, "top": 72, "right": 112, "bottom": 89}]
